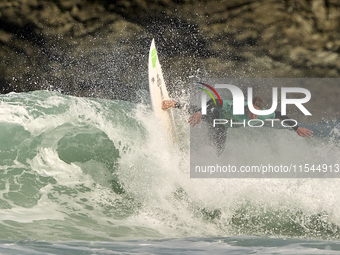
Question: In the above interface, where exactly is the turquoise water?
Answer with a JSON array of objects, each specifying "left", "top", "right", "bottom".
[{"left": 0, "top": 91, "right": 340, "bottom": 254}]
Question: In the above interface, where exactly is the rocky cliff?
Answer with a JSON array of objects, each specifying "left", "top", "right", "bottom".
[{"left": 1, "top": 0, "right": 340, "bottom": 119}]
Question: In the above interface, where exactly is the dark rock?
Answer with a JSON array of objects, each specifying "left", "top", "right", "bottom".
[{"left": 0, "top": 0, "right": 339, "bottom": 120}]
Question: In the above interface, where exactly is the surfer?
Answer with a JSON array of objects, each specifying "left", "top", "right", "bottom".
[{"left": 162, "top": 97, "right": 313, "bottom": 155}]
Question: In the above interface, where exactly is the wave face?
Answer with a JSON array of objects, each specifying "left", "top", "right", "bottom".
[{"left": 0, "top": 91, "right": 340, "bottom": 241}]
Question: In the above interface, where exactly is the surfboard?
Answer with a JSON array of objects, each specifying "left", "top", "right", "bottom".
[{"left": 148, "top": 39, "right": 177, "bottom": 143}]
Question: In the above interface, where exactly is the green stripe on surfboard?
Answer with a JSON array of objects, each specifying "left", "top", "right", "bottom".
[{"left": 151, "top": 48, "right": 157, "bottom": 68}]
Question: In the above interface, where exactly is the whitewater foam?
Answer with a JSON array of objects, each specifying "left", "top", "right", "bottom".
[{"left": 0, "top": 91, "right": 340, "bottom": 241}]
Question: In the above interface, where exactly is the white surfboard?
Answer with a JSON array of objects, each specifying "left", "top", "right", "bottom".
[{"left": 148, "top": 39, "right": 177, "bottom": 143}]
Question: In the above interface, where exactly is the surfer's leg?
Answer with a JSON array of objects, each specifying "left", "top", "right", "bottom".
[
  {"left": 211, "top": 124, "right": 227, "bottom": 156},
  {"left": 206, "top": 108, "right": 228, "bottom": 156}
]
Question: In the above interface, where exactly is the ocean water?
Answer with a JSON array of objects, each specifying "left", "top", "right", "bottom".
[{"left": 0, "top": 90, "right": 340, "bottom": 254}]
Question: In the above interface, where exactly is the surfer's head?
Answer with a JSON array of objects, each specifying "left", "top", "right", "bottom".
[
  {"left": 246, "top": 96, "right": 264, "bottom": 120},
  {"left": 252, "top": 96, "right": 264, "bottom": 110}
]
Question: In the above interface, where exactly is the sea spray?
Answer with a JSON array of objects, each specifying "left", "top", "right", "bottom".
[{"left": 0, "top": 91, "right": 340, "bottom": 242}]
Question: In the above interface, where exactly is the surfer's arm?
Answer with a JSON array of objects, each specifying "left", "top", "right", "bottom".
[
  {"left": 162, "top": 100, "right": 187, "bottom": 110},
  {"left": 274, "top": 111, "right": 313, "bottom": 138},
  {"left": 162, "top": 100, "right": 196, "bottom": 112},
  {"left": 274, "top": 111, "right": 299, "bottom": 131},
  {"left": 162, "top": 99, "right": 220, "bottom": 111},
  {"left": 162, "top": 99, "right": 222, "bottom": 126},
  {"left": 188, "top": 99, "right": 222, "bottom": 126}
]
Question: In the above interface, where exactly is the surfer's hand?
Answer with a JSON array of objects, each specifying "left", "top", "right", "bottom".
[
  {"left": 188, "top": 111, "right": 202, "bottom": 126},
  {"left": 162, "top": 100, "right": 177, "bottom": 110},
  {"left": 296, "top": 127, "right": 313, "bottom": 139}
]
